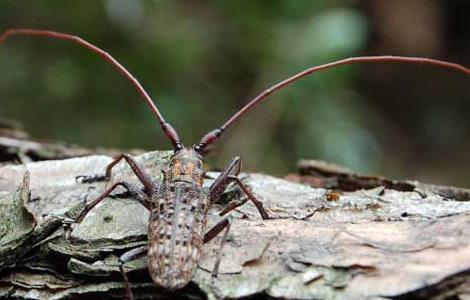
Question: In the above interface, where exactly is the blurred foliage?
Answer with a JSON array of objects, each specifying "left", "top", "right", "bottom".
[{"left": 0, "top": 1, "right": 469, "bottom": 187}]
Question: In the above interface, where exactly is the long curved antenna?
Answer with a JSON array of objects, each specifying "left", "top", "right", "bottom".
[
  {"left": 0, "top": 29, "right": 183, "bottom": 151},
  {"left": 195, "top": 56, "right": 470, "bottom": 152}
]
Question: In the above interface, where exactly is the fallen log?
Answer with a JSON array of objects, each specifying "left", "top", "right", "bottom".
[{"left": 0, "top": 148, "right": 469, "bottom": 299}]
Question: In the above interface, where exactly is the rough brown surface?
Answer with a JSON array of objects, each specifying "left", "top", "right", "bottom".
[{"left": 0, "top": 149, "right": 469, "bottom": 299}]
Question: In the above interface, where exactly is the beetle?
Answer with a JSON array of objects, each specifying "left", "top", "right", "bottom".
[{"left": 1, "top": 29, "right": 469, "bottom": 299}]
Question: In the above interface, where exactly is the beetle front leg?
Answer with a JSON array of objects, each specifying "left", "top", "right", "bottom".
[
  {"left": 78, "top": 153, "right": 157, "bottom": 195},
  {"left": 210, "top": 156, "right": 270, "bottom": 219}
]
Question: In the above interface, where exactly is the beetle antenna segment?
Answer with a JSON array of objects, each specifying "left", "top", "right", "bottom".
[
  {"left": 195, "top": 55, "right": 470, "bottom": 152},
  {"left": 0, "top": 29, "right": 183, "bottom": 151}
]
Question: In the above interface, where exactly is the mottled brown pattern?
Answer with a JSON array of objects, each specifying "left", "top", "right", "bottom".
[
  {"left": 164, "top": 149, "right": 204, "bottom": 186},
  {"left": 172, "top": 160, "right": 180, "bottom": 177},
  {"left": 147, "top": 148, "right": 209, "bottom": 289}
]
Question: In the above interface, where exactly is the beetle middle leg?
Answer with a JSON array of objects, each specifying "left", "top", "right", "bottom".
[
  {"left": 75, "top": 154, "right": 156, "bottom": 223},
  {"left": 210, "top": 156, "right": 270, "bottom": 219}
]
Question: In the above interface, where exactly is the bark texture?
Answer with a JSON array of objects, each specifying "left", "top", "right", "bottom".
[{"left": 0, "top": 135, "right": 469, "bottom": 299}]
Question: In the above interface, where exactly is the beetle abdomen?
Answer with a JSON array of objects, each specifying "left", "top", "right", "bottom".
[{"left": 148, "top": 182, "right": 209, "bottom": 289}]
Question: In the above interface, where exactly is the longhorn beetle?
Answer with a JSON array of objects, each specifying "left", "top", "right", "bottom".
[{"left": 1, "top": 29, "right": 469, "bottom": 299}]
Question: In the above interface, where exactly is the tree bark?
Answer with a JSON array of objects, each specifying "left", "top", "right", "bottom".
[{"left": 0, "top": 134, "right": 469, "bottom": 299}]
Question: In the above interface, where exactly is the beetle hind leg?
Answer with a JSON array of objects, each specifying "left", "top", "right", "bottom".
[
  {"left": 203, "top": 216, "right": 233, "bottom": 278},
  {"left": 118, "top": 245, "right": 148, "bottom": 300}
]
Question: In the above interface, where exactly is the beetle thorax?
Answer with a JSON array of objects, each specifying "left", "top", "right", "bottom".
[{"left": 163, "top": 148, "right": 204, "bottom": 186}]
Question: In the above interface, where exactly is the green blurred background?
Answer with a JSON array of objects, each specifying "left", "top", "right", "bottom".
[{"left": 0, "top": 1, "right": 469, "bottom": 187}]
